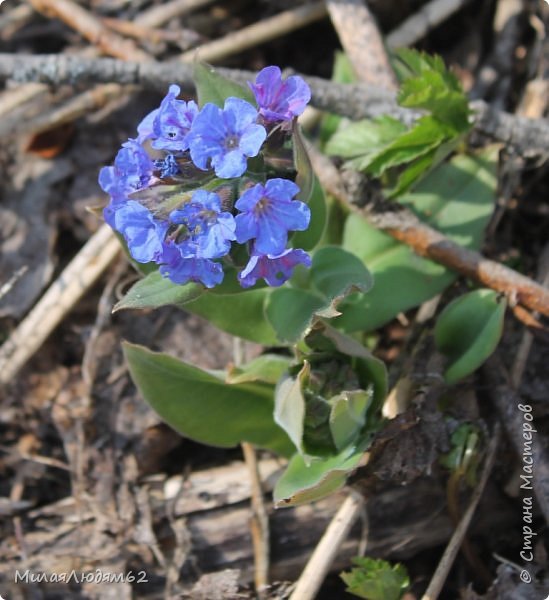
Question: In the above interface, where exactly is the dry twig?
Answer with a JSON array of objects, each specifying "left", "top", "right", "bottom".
[
  {"left": 387, "top": 0, "right": 475, "bottom": 48},
  {"left": 20, "top": 83, "right": 126, "bottom": 137},
  {"left": 178, "top": 2, "right": 327, "bottom": 64},
  {"left": 366, "top": 207, "right": 549, "bottom": 317},
  {"left": 326, "top": 0, "right": 397, "bottom": 88},
  {"left": 289, "top": 492, "right": 365, "bottom": 600},
  {"left": 241, "top": 442, "right": 270, "bottom": 598},
  {"left": 307, "top": 143, "right": 549, "bottom": 317},
  {"left": 134, "top": 0, "right": 215, "bottom": 28},
  {"left": 27, "top": 0, "right": 150, "bottom": 61},
  {"left": 1, "top": 53, "right": 548, "bottom": 153},
  {"left": 421, "top": 424, "right": 501, "bottom": 600},
  {"left": 234, "top": 337, "right": 271, "bottom": 597},
  {"left": 0, "top": 225, "right": 120, "bottom": 385}
]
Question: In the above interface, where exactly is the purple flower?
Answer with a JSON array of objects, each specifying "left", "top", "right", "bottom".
[
  {"left": 137, "top": 85, "right": 198, "bottom": 151},
  {"left": 160, "top": 252, "right": 224, "bottom": 288},
  {"left": 249, "top": 66, "right": 311, "bottom": 123},
  {"left": 169, "top": 190, "right": 236, "bottom": 259},
  {"left": 187, "top": 98, "right": 266, "bottom": 178},
  {"left": 234, "top": 178, "right": 310, "bottom": 255},
  {"left": 239, "top": 248, "right": 311, "bottom": 288},
  {"left": 113, "top": 200, "right": 168, "bottom": 264}
]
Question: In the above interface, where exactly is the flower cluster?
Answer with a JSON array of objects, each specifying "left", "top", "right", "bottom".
[{"left": 99, "top": 67, "right": 312, "bottom": 289}]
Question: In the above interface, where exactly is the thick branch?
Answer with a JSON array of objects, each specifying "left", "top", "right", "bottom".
[
  {"left": 0, "top": 53, "right": 547, "bottom": 152},
  {"left": 308, "top": 146, "right": 549, "bottom": 317},
  {"left": 367, "top": 207, "right": 549, "bottom": 316}
]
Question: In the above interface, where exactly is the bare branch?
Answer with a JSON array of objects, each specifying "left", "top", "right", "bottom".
[
  {"left": 0, "top": 53, "right": 547, "bottom": 153},
  {"left": 307, "top": 144, "right": 549, "bottom": 317}
]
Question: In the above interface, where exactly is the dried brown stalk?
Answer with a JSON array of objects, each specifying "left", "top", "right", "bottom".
[
  {"left": 101, "top": 17, "right": 201, "bottom": 50},
  {"left": 27, "top": 0, "right": 149, "bottom": 61},
  {"left": 367, "top": 208, "right": 549, "bottom": 316},
  {"left": 0, "top": 225, "right": 121, "bottom": 386},
  {"left": 386, "top": 0, "right": 475, "bottom": 48},
  {"left": 134, "top": 0, "right": 215, "bottom": 29},
  {"left": 289, "top": 492, "right": 365, "bottom": 600},
  {"left": 307, "top": 143, "right": 549, "bottom": 317},
  {"left": 327, "top": 0, "right": 398, "bottom": 89},
  {"left": 178, "top": 2, "right": 328, "bottom": 64},
  {"left": 241, "top": 442, "right": 270, "bottom": 598},
  {"left": 1, "top": 53, "right": 547, "bottom": 153}
]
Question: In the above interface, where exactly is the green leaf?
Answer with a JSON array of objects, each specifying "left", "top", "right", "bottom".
[
  {"left": 327, "top": 49, "right": 471, "bottom": 194},
  {"left": 123, "top": 343, "right": 293, "bottom": 456},
  {"left": 226, "top": 354, "right": 291, "bottom": 385},
  {"left": 389, "top": 135, "right": 462, "bottom": 197},
  {"left": 291, "top": 176, "right": 327, "bottom": 251},
  {"left": 194, "top": 62, "right": 255, "bottom": 107},
  {"left": 440, "top": 423, "right": 480, "bottom": 486},
  {"left": 113, "top": 271, "right": 203, "bottom": 312},
  {"left": 341, "top": 557, "right": 409, "bottom": 600},
  {"left": 306, "top": 322, "right": 388, "bottom": 412},
  {"left": 329, "top": 389, "right": 372, "bottom": 452},
  {"left": 395, "top": 49, "right": 470, "bottom": 133},
  {"left": 332, "top": 50, "right": 358, "bottom": 84},
  {"left": 311, "top": 246, "right": 374, "bottom": 317},
  {"left": 365, "top": 116, "right": 450, "bottom": 177},
  {"left": 336, "top": 148, "right": 498, "bottom": 332},
  {"left": 274, "top": 362, "right": 310, "bottom": 455},
  {"left": 265, "top": 247, "right": 373, "bottom": 343},
  {"left": 273, "top": 445, "right": 365, "bottom": 507},
  {"left": 265, "top": 288, "right": 325, "bottom": 343},
  {"left": 325, "top": 116, "right": 407, "bottom": 161},
  {"left": 293, "top": 121, "right": 314, "bottom": 203},
  {"left": 434, "top": 289, "right": 506, "bottom": 383},
  {"left": 317, "top": 195, "right": 347, "bottom": 247},
  {"left": 184, "top": 288, "right": 278, "bottom": 345}
]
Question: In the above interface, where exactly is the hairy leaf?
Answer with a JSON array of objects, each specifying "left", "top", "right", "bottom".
[
  {"left": 113, "top": 271, "right": 203, "bottom": 312},
  {"left": 123, "top": 343, "right": 293, "bottom": 456},
  {"left": 336, "top": 147, "right": 498, "bottom": 332},
  {"left": 194, "top": 62, "right": 255, "bottom": 108},
  {"left": 434, "top": 289, "right": 506, "bottom": 383}
]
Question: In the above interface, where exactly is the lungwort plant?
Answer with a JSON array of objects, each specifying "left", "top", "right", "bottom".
[{"left": 99, "top": 55, "right": 504, "bottom": 507}]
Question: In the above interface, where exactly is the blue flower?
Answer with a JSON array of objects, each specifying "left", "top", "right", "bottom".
[
  {"left": 137, "top": 85, "right": 198, "bottom": 151},
  {"left": 169, "top": 190, "right": 236, "bottom": 259},
  {"left": 234, "top": 178, "right": 310, "bottom": 255},
  {"left": 187, "top": 98, "right": 266, "bottom": 178},
  {"left": 113, "top": 200, "right": 168, "bottom": 264},
  {"left": 249, "top": 66, "right": 311, "bottom": 123},
  {"left": 99, "top": 139, "right": 155, "bottom": 226},
  {"left": 239, "top": 248, "right": 311, "bottom": 288},
  {"left": 99, "top": 139, "right": 154, "bottom": 201},
  {"left": 160, "top": 251, "right": 224, "bottom": 288}
]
